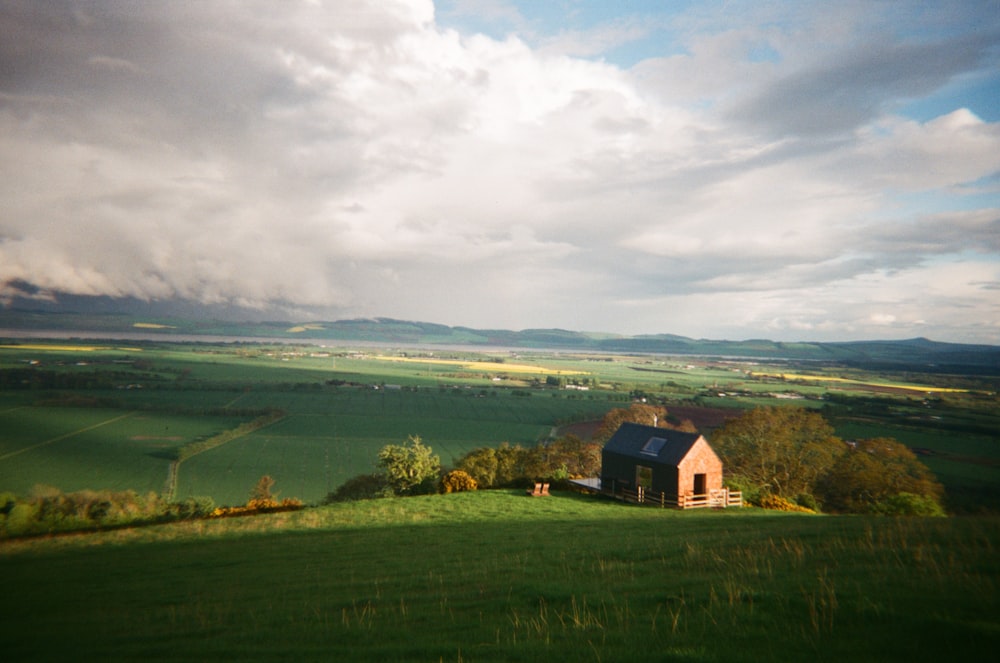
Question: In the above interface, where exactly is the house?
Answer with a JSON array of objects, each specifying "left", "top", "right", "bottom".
[{"left": 600, "top": 422, "right": 723, "bottom": 501}]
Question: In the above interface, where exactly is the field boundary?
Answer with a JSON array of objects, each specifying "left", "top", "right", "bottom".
[{"left": 164, "top": 411, "right": 286, "bottom": 501}]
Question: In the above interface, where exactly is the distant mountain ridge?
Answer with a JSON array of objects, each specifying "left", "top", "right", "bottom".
[{"left": 1, "top": 310, "right": 999, "bottom": 373}]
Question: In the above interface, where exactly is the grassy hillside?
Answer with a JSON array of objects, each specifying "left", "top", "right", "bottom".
[{"left": 2, "top": 490, "right": 998, "bottom": 662}]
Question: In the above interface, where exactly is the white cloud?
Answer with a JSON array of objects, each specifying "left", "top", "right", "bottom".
[{"left": 0, "top": 0, "right": 998, "bottom": 343}]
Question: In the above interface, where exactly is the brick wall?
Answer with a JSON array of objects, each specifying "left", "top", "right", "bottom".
[{"left": 677, "top": 437, "right": 723, "bottom": 496}]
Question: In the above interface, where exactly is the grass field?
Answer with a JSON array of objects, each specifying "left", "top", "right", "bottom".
[
  {"left": 1, "top": 490, "right": 998, "bottom": 662},
  {"left": 0, "top": 406, "right": 250, "bottom": 497}
]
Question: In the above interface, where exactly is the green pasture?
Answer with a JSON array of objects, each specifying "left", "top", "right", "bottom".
[
  {"left": 176, "top": 388, "right": 615, "bottom": 505},
  {"left": 0, "top": 407, "right": 249, "bottom": 496},
  {"left": 2, "top": 491, "right": 998, "bottom": 662}
]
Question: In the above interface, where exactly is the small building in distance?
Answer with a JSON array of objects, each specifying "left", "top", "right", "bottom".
[{"left": 600, "top": 422, "right": 723, "bottom": 501}]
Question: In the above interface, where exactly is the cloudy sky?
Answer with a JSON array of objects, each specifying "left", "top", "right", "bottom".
[{"left": 2, "top": 1, "right": 999, "bottom": 343}]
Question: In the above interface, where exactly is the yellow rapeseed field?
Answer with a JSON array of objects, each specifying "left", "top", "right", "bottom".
[
  {"left": 133, "top": 322, "right": 176, "bottom": 329},
  {"left": 753, "top": 372, "right": 967, "bottom": 393},
  {"left": 373, "top": 355, "right": 588, "bottom": 375}
]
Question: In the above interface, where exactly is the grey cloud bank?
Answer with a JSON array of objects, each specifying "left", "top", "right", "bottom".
[{"left": 1, "top": 1, "right": 998, "bottom": 343}]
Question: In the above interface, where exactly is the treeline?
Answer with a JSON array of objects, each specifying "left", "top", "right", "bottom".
[
  {"left": 0, "top": 367, "right": 155, "bottom": 390},
  {"left": 172, "top": 410, "right": 285, "bottom": 462},
  {"left": 1, "top": 475, "right": 304, "bottom": 539},
  {"left": 325, "top": 434, "right": 604, "bottom": 502},
  {"left": 713, "top": 406, "right": 946, "bottom": 515}
]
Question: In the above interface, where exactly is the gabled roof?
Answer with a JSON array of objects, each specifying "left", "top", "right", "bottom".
[{"left": 602, "top": 422, "right": 703, "bottom": 466}]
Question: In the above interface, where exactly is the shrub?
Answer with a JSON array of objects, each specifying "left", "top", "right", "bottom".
[
  {"left": 378, "top": 436, "right": 441, "bottom": 496},
  {"left": 870, "top": 492, "right": 946, "bottom": 517},
  {"left": 211, "top": 497, "right": 303, "bottom": 518},
  {"left": 325, "top": 474, "right": 390, "bottom": 502},
  {"left": 724, "top": 475, "right": 765, "bottom": 506},
  {"left": 0, "top": 491, "right": 16, "bottom": 516},
  {"left": 758, "top": 494, "right": 816, "bottom": 514},
  {"left": 440, "top": 470, "right": 478, "bottom": 494},
  {"left": 3, "top": 503, "right": 39, "bottom": 537},
  {"left": 794, "top": 492, "right": 820, "bottom": 512}
]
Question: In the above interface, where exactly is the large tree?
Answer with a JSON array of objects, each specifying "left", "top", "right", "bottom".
[
  {"left": 377, "top": 435, "right": 441, "bottom": 495},
  {"left": 712, "top": 407, "right": 843, "bottom": 499},
  {"left": 592, "top": 403, "right": 669, "bottom": 444},
  {"left": 816, "top": 437, "right": 945, "bottom": 514}
]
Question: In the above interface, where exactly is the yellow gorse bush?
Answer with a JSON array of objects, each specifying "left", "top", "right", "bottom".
[
  {"left": 440, "top": 470, "right": 478, "bottom": 494},
  {"left": 758, "top": 494, "right": 816, "bottom": 514}
]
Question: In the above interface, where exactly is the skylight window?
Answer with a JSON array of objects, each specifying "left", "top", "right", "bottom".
[{"left": 641, "top": 437, "right": 667, "bottom": 456}]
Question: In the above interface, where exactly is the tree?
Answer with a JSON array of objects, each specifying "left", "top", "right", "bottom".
[
  {"left": 712, "top": 407, "right": 843, "bottom": 499},
  {"left": 494, "top": 442, "right": 528, "bottom": 486},
  {"left": 592, "top": 403, "right": 669, "bottom": 444},
  {"left": 456, "top": 447, "right": 499, "bottom": 488},
  {"left": 816, "top": 437, "right": 945, "bottom": 514},
  {"left": 377, "top": 435, "right": 441, "bottom": 495},
  {"left": 541, "top": 435, "right": 602, "bottom": 478},
  {"left": 250, "top": 475, "right": 276, "bottom": 503}
]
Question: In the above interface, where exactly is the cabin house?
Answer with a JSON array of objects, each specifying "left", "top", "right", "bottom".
[{"left": 600, "top": 422, "right": 724, "bottom": 503}]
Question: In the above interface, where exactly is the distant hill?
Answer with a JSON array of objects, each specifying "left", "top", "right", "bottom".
[{"left": 1, "top": 309, "right": 999, "bottom": 373}]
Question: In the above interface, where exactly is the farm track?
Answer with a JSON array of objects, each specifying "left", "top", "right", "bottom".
[
  {"left": 0, "top": 412, "right": 135, "bottom": 462},
  {"left": 164, "top": 412, "right": 287, "bottom": 502}
]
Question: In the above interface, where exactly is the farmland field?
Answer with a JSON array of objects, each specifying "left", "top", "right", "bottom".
[
  {"left": 0, "top": 405, "right": 251, "bottom": 497},
  {"left": 1, "top": 338, "right": 998, "bottom": 510}
]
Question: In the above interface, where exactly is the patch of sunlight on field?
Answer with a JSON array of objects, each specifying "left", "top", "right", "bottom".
[
  {"left": 373, "top": 355, "right": 588, "bottom": 375},
  {"left": 287, "top": 324, "right": 325, "bottom": 332},
  {"left": 0, "top": 344, "right": 105, "bottom": 352},
  {"left": 753, "top": 372, "right": 967, "bottom": 393}
]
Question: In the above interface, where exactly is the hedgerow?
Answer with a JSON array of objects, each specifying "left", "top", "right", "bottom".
[{"left": 0, "top": 487, "right": 217, "bottom": 538}]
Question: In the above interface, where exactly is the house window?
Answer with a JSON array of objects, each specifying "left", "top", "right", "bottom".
[{"left": 640, "top": 437, "right": 667, "bottom": 456}]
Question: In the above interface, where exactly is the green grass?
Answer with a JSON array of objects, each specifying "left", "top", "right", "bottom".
[
  {"left": 0, "top": 407, "right": 250, "bottom": 496},
  {"left": 2, "top": 491, "right": 998, "bottom": 662}
]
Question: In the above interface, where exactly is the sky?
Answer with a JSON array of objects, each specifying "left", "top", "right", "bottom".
[{"left": 1, "top": 1, "right": 999, "bottom": 344}]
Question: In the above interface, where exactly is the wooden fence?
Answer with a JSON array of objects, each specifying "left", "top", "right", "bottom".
[{"left": 612, "top": 486, "right": 742, "bottom": 510}]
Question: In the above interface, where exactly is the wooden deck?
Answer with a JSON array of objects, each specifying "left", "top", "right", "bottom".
[
  {"left": 569, "top": 479, "right": 742, "bottom": 509},
  {"left": 621, "top": 486, "right": 743, "bottom": 509}
]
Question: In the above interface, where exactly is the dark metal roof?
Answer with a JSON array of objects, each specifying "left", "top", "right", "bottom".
[{"left": 602, "top": 422, "right": 703, "bottom": 466}]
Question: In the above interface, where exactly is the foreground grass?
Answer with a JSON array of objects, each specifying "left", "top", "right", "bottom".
[{"left": 2, "top": 491, "right": 998, "bottom": 662}]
